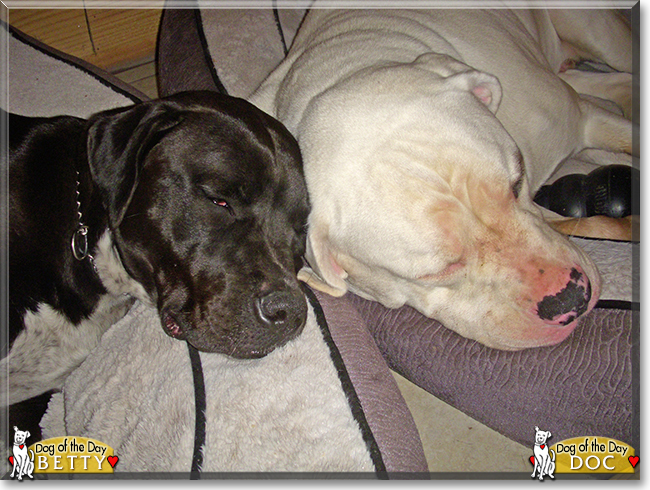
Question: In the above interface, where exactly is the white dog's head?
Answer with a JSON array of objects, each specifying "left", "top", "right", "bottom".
[
  {"left": 13, "top": 427, "right": 30, "bottom": 445},
  {"left": 534, "top": 427, "right": 552, "bottom": 446},
  {"left": 296, "top": 54, "right": 600, "bottom": 350}
]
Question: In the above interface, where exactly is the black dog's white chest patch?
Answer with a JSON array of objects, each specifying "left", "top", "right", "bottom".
[{"left": 1, "top": 291, "right": 134, "bottom": 407}]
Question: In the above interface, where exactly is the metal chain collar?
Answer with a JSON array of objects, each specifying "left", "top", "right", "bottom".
[{"left": 71, "top": 171, "right": 95, "bottom": 269}]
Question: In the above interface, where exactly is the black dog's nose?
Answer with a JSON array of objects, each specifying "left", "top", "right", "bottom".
[{"left": 255, "top": 289, "right": 307, "bottom": 331}]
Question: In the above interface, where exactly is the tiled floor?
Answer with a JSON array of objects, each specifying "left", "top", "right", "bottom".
[
  {"left": 8, "top": 8, "right": 163, "bottom": 73},
  {"left": 392, "top": 372, "right": 531, "bottom": 474},
  {"left": 112, "top": 58, "right": 158, "bottom": 98}
]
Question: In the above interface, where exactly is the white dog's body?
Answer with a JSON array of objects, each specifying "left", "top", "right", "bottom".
[
  {"left": 10, "top": 427, "right": 34, "bottom": 481},
  {"left": 531, "top": 426, "right": 555, "bottom": 480},
  {"left": 251, "top": 8, "right": 633, "bottom": 349}
]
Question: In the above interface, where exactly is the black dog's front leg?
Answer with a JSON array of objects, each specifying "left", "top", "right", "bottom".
[{"left": 4, "top": 391, "right": 53, "bottom": 448}]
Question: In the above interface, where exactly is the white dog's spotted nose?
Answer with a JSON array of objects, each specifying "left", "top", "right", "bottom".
[{"left": 536, "top": 267, "right": 592, "bottom": 326}]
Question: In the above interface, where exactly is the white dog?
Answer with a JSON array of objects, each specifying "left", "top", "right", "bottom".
[
  {"left": 531, "top": 426, "right": 555, "bottom": 480},
  {"left": 10, "top": 426, "right": 34, "bottom": 481},
  {"left": 250, "top": 8, "right": 633, "bottom": 349}
]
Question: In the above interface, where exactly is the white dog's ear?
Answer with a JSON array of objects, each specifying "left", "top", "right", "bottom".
[
  {"left": 298, "top": 225, "right": 348, "bottom": 297},
  {"left": 448, "top": 70, "right": 502, "bottom": 114}
]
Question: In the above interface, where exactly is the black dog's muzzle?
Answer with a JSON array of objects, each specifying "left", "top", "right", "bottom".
[{"left": 160, "top": 285, "right": 308, "bottom": 358}]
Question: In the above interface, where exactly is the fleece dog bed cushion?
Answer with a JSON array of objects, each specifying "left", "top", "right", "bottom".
[
  {"left": 4, "top": 22, "right": 427, "bottom": 477},
  {"left": 155, "top": 4, "right": 639, "bottom": 453},
  {"left": 42, "top": 289, "right": 429, "bottom": 475},
  {"left": 42, "top": 292, "right": 376, "bottom": 474}
]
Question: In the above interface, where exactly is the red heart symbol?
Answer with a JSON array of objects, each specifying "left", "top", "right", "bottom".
[
  {"left": 19, "top": 444, "right": 24, "bottom": 449},
  {"left": 108, "top": 455, "right": 119, "bottom": 468},
  {"left": 628, "top": 456, "right": 639, "bottom": 468},
  {"left": 529, "top": 456, "right": 535, "bottom": 465},
  {"left": 541, "top": 444, "right": 545, "bottom": 449},
  {"left": 8, "top": 456, "right": 14, "bottom": 466}
]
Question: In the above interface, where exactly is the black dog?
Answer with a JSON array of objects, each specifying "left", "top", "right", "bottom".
[{"left": 3, "top": 91, "right": 310, "bottom": 443}]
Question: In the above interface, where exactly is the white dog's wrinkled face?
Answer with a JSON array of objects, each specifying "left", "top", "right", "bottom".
[{"left": 297, "top": 56, "right": 600, "bottom": 350}]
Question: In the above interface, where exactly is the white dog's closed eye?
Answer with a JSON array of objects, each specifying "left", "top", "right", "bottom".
[{"left": 416, "top": 260, "right": 466, "bottom": 283}]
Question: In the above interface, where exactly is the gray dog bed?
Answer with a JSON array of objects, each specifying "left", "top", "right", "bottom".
[
  {"left": 4, "top": 22, "right": 428, "bottom": 477},
  {"left": 156, "top": 4, "right": 639, "bottom": 454}
]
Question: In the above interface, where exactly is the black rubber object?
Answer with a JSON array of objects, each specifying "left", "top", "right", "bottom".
[{"left": 534, "top": 165, "right": 639, "bottom": 218}]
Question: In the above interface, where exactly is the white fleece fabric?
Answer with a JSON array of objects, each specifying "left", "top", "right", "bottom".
[
  {"left": 570, "top": 237, "right": 637, "bottom": 303},
  {"left": 41, "top": 300, "right": 376, "bottom": 474}
]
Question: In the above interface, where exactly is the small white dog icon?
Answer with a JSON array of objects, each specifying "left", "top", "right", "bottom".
[
  {"left": 10, "top": 426, "right": 34, "bottom": 481},
  {"left": 531, "top": 426, "right": 555, "bottom": 480}
]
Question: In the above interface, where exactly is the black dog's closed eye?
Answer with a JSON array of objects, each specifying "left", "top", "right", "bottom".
[
  {"left": 200, "top": 186, "right": 233, "bottom": 214},
  {"left": 210, "top": 197, "right": 230, "bottom": 210}
]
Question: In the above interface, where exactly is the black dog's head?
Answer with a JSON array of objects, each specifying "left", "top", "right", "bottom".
[{"left": 87, "top": 91, "right": 310, "bottom": 357}]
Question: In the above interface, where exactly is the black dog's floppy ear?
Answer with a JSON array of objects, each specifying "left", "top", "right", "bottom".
[{"left": 87, "top": 102, "right": 183, "bottom": 229}]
